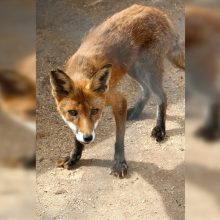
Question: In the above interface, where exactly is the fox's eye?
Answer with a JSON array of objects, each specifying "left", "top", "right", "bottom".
[
  {"left": 91, "top": 108, "right": 99, "bottom": 115},
  {"left": 68, "top": 110, "right": 78, "bottom": 117}
]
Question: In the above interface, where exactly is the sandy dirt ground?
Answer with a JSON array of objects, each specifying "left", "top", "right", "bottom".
[{"left": 36, "top": 0, "right": 185, "bottom": 219}]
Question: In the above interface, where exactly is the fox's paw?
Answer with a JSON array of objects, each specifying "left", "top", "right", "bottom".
[
  {"left": 151, "top": 126, "right": 166, "bottom": 142},
  {"left": 56, "top": 155, "right": 80, "bottom": 170},
  {"left": 110, "top": 160, "right": 128, "bottom": 178}
]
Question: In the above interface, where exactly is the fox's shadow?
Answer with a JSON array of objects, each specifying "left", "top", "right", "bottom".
[{"left": 75, "top": 159, "right": 185, "bottom": 220}]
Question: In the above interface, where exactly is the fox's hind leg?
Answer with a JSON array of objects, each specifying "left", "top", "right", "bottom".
[
  {"left": 127, "top": 63, "right": 151, "bottom": 120},
  {"left": 133, "top": 55, "right": 167, "bottom": 142},
  {"left": 147, "top": 67, "right": 167, "bottom": 142},
  {"left": 128, "top": 55, "right": 167, "bottom": 142}
]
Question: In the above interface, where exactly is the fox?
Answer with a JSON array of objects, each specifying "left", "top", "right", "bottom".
[
  {"left": 0, "top": 53, "right": 36, "bottom": 168},
  {"left": 50, "top": 4, "right": 184, "bottom": 177}
]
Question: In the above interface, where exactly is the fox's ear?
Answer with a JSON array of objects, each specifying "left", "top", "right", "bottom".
[
  {"left": 0, "top": 70, "right": 34, "bottom": 97},
  {"left": 50, "top": 69, "right": 74, "bottom": 98},
  {"left": 90, "top": 64, "right": 112, "bottom": 94}
]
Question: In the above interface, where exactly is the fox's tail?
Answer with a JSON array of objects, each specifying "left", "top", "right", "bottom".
[{"left": 167, "top": 33, "right": 185, "bottom": 70}]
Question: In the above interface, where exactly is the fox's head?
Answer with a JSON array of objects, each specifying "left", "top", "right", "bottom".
[
  {"left": 0, "top": 70, "right": 36, "bottom": 131},
  {"left": 49, "top": 64, "right": 112, "bottom": 144}
]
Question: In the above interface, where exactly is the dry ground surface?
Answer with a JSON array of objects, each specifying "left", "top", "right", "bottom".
[{"left": 37, "top": 0, "right": 185, "bottom": 219}]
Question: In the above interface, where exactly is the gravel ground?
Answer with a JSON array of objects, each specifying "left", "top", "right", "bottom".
[{"left": 36, "top": 0, "right": 185, "bottom": 219}]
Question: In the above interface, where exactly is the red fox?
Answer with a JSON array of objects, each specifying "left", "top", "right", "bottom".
[{"left": 50, "top": 5, "right": 184, "bottom": 177}]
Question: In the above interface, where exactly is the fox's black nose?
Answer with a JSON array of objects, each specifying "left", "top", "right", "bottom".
[{"left": 83, "top": 134, "right": 93, "bottom": 143}]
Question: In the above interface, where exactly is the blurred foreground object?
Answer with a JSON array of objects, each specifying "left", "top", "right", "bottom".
[
  {"left": 186, "top": 2, "right": 220, "bottom": 220},
  {"left": 0, "top": 168, "right": 35, "bottom": 219},
  {"left": 0, "top": 53, "right": 36, "bottom": 168},
  {"left": 0, "top": 54, "right": 36, "bottom": 132},
  {"left": 186, "top": 4, "right": 220, "bottom": 141},
  {"left": 0, "top": 1, "right": 35, "bottom": 219},
  {"left": 0, "top": 0, "right": 36, "bottom": 168}
]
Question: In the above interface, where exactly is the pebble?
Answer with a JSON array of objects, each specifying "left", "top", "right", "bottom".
[{"left": 54, "top": 189, "right": 67, "bottom": 195}]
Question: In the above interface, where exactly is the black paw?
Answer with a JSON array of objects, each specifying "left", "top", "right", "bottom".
[
  {"left": 195, "top": 126, "right": 219, "bottom": 142},
  {"left": 56, "top": 154, "right": 81, "bottom": 170},
  {"left": 151, "top": 126, "right": 166, "bottom": 142},
  {"left": 110, "top": 160, "right": 128, "bottom": 178}
]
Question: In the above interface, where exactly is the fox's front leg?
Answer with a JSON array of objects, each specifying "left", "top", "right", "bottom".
[
  {"left": 57, "top": 137, "right": 84, "bottom": 169},
  {"left": 106, "top": 91, "right": 128, "bottom": 178}
]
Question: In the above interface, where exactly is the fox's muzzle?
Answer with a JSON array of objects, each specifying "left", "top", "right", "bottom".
[
  {"left": 75, "top": 130, "right": 95, "bottom": 144},
  {"left": 62, "top": 116, "right": 100, "bottom": 144}
]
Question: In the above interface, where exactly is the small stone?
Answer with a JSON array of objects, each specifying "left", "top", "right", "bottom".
[
  {"left": 54, "top": 189, "right": 67, "bottom": 195},
  {"left": 39, "top": 157, "right": 44, "bottom": 162}
]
